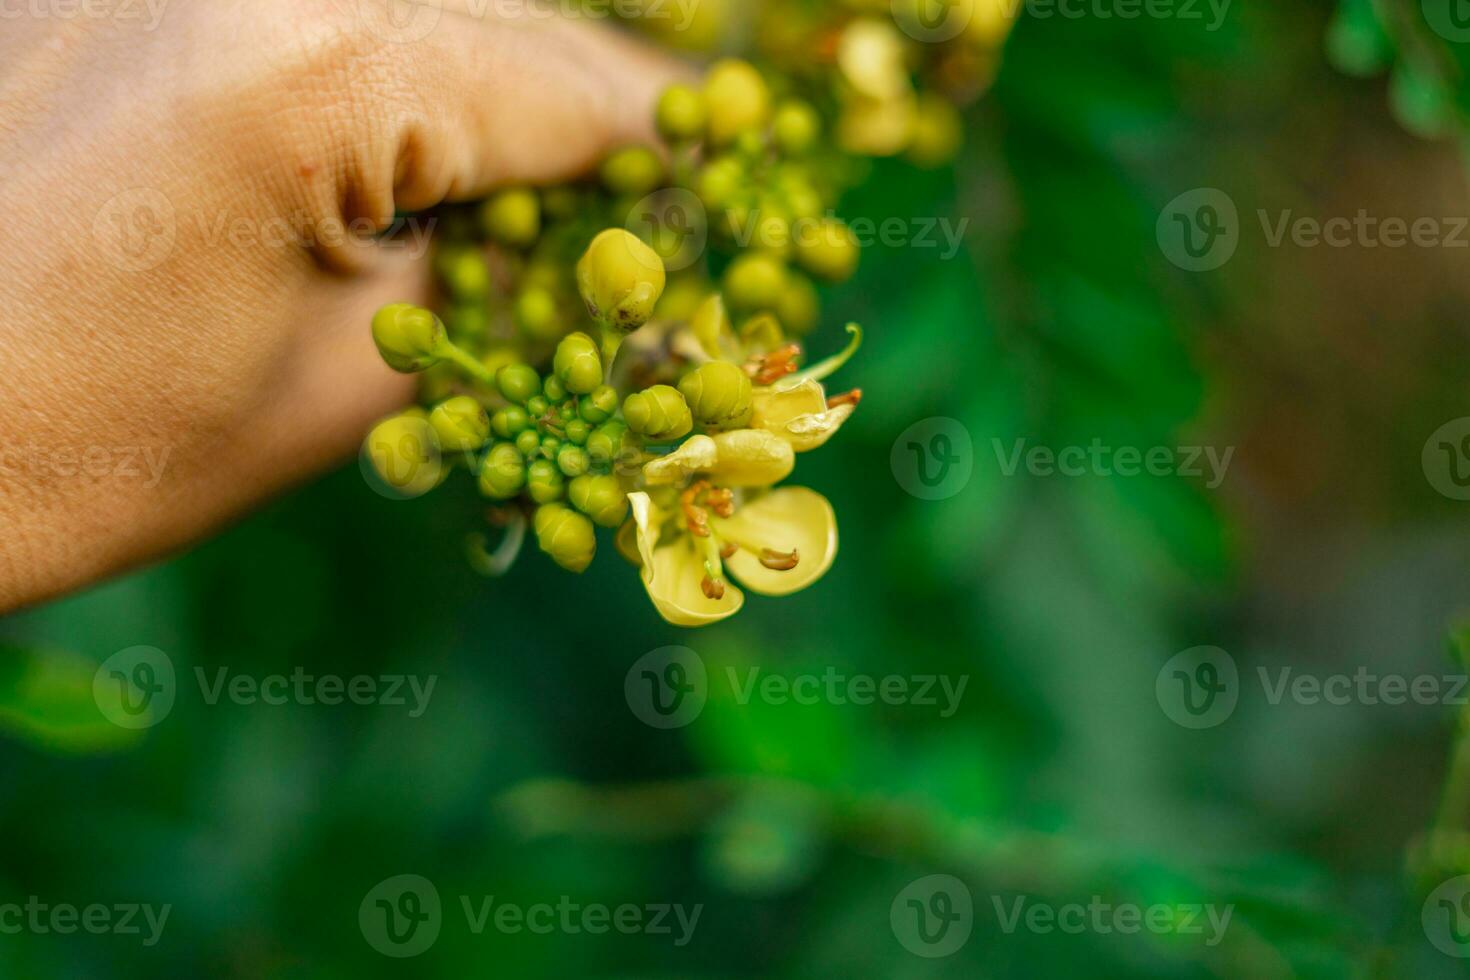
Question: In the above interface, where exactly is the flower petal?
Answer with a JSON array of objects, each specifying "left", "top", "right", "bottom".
[
  {"left": 720, "top": 487, "right": 838, "bottom": 596},
  {"left": 643, "top": 435, "right": 719, "bottom": 486},
  {"left": 782, "top": 403, "right": 856, "bottom": 452},
  {"left": 750, "top": 379, "right": 855, "bottom": 452},
  {"left": 644, "top": 535, "right": 746, "bottom": 627},
  {"left": 708, "top": 429, "right": 796, "bottom": 487},
  {"left": 627, "top": 491, "right": 663, "bottom": 570}
]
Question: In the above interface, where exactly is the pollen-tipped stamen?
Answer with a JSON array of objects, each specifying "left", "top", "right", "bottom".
[
  {"left": 827, "top": 388, "right": 862, "bottom": 409},
  {"left": 747, "top": 344, "right": 802, "bottom": 386},
  {"left": 759, "top": 548, "right": 801, "bottom": 571}
]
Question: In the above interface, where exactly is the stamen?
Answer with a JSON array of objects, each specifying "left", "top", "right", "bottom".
[
  {"left": 719, "top": 541, "right": 738, "bottom": 560},
  {"left": 707, "top": 487, "right": 736, "bottom": 518},
  {"left": 759, "top": 548, "right": 801, "bottom": 571},
  {"left": 746, "top": 344, "right": 802, "bottom": 386},
  {"left": 681, "top": 480, "right": 712, "bottom": 537},
  {"left": 701, "top": 575, "right": 726, "bottom": 600},
  {"left": 826, "top": 388, "right": 863, "bottom": 409},
  {"left": 700, "top": 535, "right": 728, "bottom": 600}
]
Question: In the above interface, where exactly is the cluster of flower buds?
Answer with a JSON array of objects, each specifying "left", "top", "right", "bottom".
[{"left": 362, "top": 3, "right": 1014, "bottom": 625}]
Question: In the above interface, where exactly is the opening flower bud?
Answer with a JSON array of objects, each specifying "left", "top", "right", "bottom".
[
  {"left": 496, "top": 363, "right": 542, "bottom": 405},
  {"left": 569, "top": 474, "right": 630, "bottom": 528},
  {"left": 600, "top": 145, "right": 666, "bottom": 197},
  {"left": 515, "top": 429, "right": 542, "bottom": 457},
  {"left": 478, "top": 442, "right": 527, "bottom": 500},
  {"left": 656, "top": 84, "right": 707, "bottom": 142},
  {"left": 576, "top": 229, "right": 667, "bottom": 335},
  {"left": 794, "top": 218, "right": 860, "bottom": 283},
  {"left": 527, "top": 459, "right": 566, "bottom": 504},
  {"left": 534, "top": 503, "right": 597, "bottom": 574},
  {"left": 703, "top": 59, "right": 771, "bottom": 146},
  {"left": 430, "top": 396, "right": 491, "bottom": 453},
  {"left": 480, "top": 188, "right": 541, "bottom": 248},
  {"left": 565, "top": 418, "right": 591, "bottom": 445},
  {"left": 579, "top": 385, "right": 620, "bottom": 424},
  {"left": 372, "top": 303, "right": 447, "bottom": 373},
  {"left": 623, "top": 385, "right": 694, "bottom": 441},
  {"left": 553, "top": 332, "right": 605, "bottom": 395},
  {"left": 678, "top": 361, "right": 754, "bottom": 430},
  {"left": 543, "top": 374, "right": 568, "bottom": 404},
  {"left": 557, "top": 444, "right": 591, "bottom": 478}
]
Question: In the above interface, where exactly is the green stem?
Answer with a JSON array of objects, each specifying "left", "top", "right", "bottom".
[{"left": 438, "top": 340, "right": 498, "bottom": 387}]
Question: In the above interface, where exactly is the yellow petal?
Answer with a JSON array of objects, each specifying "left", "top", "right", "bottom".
[
  {"left": 627, "top": 491, "right": 664, "bottom": 570},
  {"left": 644, "top": 535, "right": 746, "bottom": 627},
  {"left": 708, "top": 429, "right": 795, "bottom": 487},
  {"left": 750, "top": 380, "right": 855, "bottom": 452},
  {"left": 643, "top": 435, "right": 719, "bottom": 486},
  {"left": 720, "top": 487, "right": 838, "bottom": 596},
  {"left": 782, "top": 403, "right": 856, "bottom": 452}
]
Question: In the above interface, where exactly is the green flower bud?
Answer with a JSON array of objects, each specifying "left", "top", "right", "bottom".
[
  {"left": 795, "top": 217, "right": 860, "bottom": 283},
  {"left": 557, "top": 444, "right": 591, "bottom": 478},
  {"left": 437, "top": 246, "right": 490, "bottom": 299},
  {"left": 558, "top": 402, "right": 578, "bottom": 421},
  {"left": 696, "top": 156, "right": 745, "bottom": 211},
  {"left": 703, "top": 59, "right": 770, "bottom": 146},
  {"left": 496, "top": 363, "right": 542, "bottom": 405},
  {"left": 515, "top": 429, "right": 542, "bottom": 457},
  {"left": 772, "top": 100, "right": 821, "bottom": 156},
  {"left": 445, "top": 304, "right": 489, "bottom": 341},
  {"left": 554, "top": 332, "right": 604, "bottom": 395},
  {"left": 543, "top": 374, "right": 568, "bottom": 404},
  {"left": 363, "top": 413, "right": 442, "bottom": 497},
  {"left": 534, "top": 503, "right": 597, "bottom": 574},
  {"left": 656, "top": 83, "right": 707, "bottom": 142},
  {"left": 480, "top": 188, "right": 541, "bottom": 247},
  {"left": 586, "top": 419, "right": 631, "bottom": 468},
  {"left": 478, "top": 442, "right": 527, "bottom": 500},
  {"left": 372, "top": 303, "right": 447, "bottom": 373},
  {"left": 678, "top": 361, "right": 753, "bottom": 429},
  {"left": 623, "top": 385, "right": 693, "bottom": 441},
  {"left": 576, "top": 229, "right": 667, "bottom": 334},
  {"left": 526, "top": 395, "right": 550, "bottom": 418},
  {"left": 430, "top": 396, "right": 491, "bottom": 452},
  {"left": 579, "top": 385, "right": 620, "bottom": 424},
  {"left": 542, "top": 186, "right": 580, "bottom": 219},
  {"left": 569, "top": 474, "right": 630, "bottom": 528},
  {"left": 600, "top": 145, "right": 665, "bottom": 197},
  {"left": 723, "top": 252, "right": 788, "bottom": 313},
  {"left": 491, "top": 405, "right": 531, "bottom": 439},
  {"left": 565, "top": 418, "right": 591, "bottom": 445},
  {"left": 527, "top": 458, "right": 565, "bottom": 504},
  {"left": 775, "top": 271, "right": 820, "bottom": 336},
  {"left": 907, "top": 93, "right": 963, "bottom": 169},
  {"left": 515, "top": 287, "right": 564, "bottom": 343}
]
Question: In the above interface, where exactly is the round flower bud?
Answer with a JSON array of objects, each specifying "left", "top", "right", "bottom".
[
  {"left": 565, "top": 418, "right": 591, "bottom": 445},
  {"left": 479, "top": 188, "right": 541, "bottom": 247},
  {"left": 437, "top": 247, "right": 490, "bottom": 299},
  {"left": 540, "top": 435, "right": 562, "bottom": 458},
  {"left": 623, "top": 385, "right": 694, "bottom": 441},
  {"left": 586, "top": 419, "right": 631, "bottom": 469},
  {"left": 558, "top": 401, "right": 578, "bottom": 421},
  {"left": 703, "top": 59, "right": 771, "bottom": 146},
  {"left": 776, "top": 272, "right": 820, "bottom": 336},
  {"left": 526, "top": 395, "right": 550, "bottom": 418},
  {"left": 557, "top": 444, "right": 591, "bottom": 478},
  {"left": 678, "top": 361, "right": 753, "bottom": 429},
  {"left": 514, "top": 429, "right": 542, "bottom": 457},
  {"left": 478, "top": 442, "right": 527, "bottom": 500},
  {"left": 527, "top": 459, "right": 565, "bottom": 504},
  {"left": 657, "top": 83, "right": 707, "bottom": 142},
  {"left": 772, "top": 100, "right": 821, "bottom": 156},
  {"left": 445, "top": 304, "right": 489, "bottom": 341},
  {"left": 496, "top": 363, "right": 542, "bottom": 405},
  {"left": 553, "top": 332, "right": 604, "bottom": 395},
  {"left": 576, "top": 229, "right": 667, "bottom": 333},
  {"left": 579, "top": 385, "right": 620, "bottom": 424},
  {"left": 372, "top": 303, "right": 447, "bottom": 373},
  {"left": 534, "top": 504, "right": 597, "bottom": 574},
  {"left": 794, "top": 217, "right": 860, "bottom": 283},
  {"left": 515, "top": 287, "right": 564, "bottom": 343},
  {"left": 569, "top": 474, "right": 630, "bottom": 528},
  {"left": 908, "top": 93, "right": 963, "bottom": 169},
  {"left": 430, "top": 396, "right": 491, "bottom": 452},
  {"left": 491, "top": 405, "right": 531, "bottom": 439},
  {"left": 723, "top": 252, "right": 788, "bottom": 313},
  {"left": 600, "top": 145, "right": 665, "bottom": 197},
  {"left": 543, "top": 374, "right": 568, "bottom": 404},
  {"left": 696, "top": 156, "right": 746, "bottom": 211},
  {"left": 363, "top": 413, "right": 442, "bottom": 497}
]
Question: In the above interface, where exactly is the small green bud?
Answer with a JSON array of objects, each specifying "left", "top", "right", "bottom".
[
  {"left": 565, "top": 418, "right": 591, "bottom": 445},
  {"left": 696, "top": 156, "right": 745, "bottom": 211},
  {"left": 703, "top": 59, "right": 771, "bottom": 146},
  {"left": 558, "top": 402, "right": 578, "bottom": 421},
  {"left": 480, "top": 188, "right": 541, "bottom": 247},
  {"left": 569, "top": 474, "right": 630, "bottom": 528},
  {"left": 478, "top": 442, "right": 527, "bottom": 500},
  {"left": 723, "top": 252, "right": 788, "bottom": 313},
  {"left": 540, "top": 435, "right": 562, "bottom": 458},
  {"left": 554, "top": 332, "right": 604, "bottom": 395},
  {"left": 623, "top": 385, "right": 693, "bottom": 441},
  {"left": 515, "top": 287, "right": 564, "bottom": 343},
  {"left": 579, "top": 385, "right": 620, "bottom": 424},
  {"left": 678, "top": 361, "right": 753, "bottom": 429},
  {"left": 656, "top": 83, "right": 707, "bottom": 142},
  {"left": 515, "top": 429, "right": 542, "bottom": 457},
  {"left": 534, "top": 503, "right": 597, "bottom": 574},
  {"left": 775, "top": 272, "right": 820, "bottom": 336},
  {"left": 527, "top": 458, "right": 565, "bottom": 504},
  {"left": 437, "top": 247, "right": 490, "bottom": 299},
  {"left": 907, "top": 93, "right": 964, "bottom": 169},
  {"left": 772, "top": 100, "right": 821, "bottom": 156},
  {"left": 496, "top": 363, "right": 542, "bottom": 405},
  {"left": 526, "top": 395, "right": 550, "bottom": 418},
  {"left": 430, "top": 396, "right": 491, "bottom": 452},
  {"left": 543, "top": 374, "right": 568, "bottom": 403},
  {"left": 600, "top": 145, "right": 665, "bottom": 197},
  {"left": 586, "top": 419, "right": 631, "bottom": 468},
  {"left": 491, "top": 405, "right": 531, "bottom": 439},
  {"left": 576, "top": 229, "right": 667, "bottom": 334},
  {"left": 363, "top": 413, "right": 442, "bottom": 497},
  {"left": 445, "top": 304, "right": 489, "bottom": 340},
  {"left": 557, "top": 444, "right": 591, "bottom": 478},
  {"left": 795, "top": 217, "right": 860, "bottom": 283},
  {"left": 372, "top": 303, "right": 447, "bottom": 373}
]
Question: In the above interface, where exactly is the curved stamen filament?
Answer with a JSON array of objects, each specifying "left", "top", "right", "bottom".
[{"left": 826, "top": 388, "right": 862, "bottom": 409}]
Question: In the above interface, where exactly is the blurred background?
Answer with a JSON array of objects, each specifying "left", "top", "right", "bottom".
[{"left": 5, "top": 0, "right": 1470, "bottom": 976}]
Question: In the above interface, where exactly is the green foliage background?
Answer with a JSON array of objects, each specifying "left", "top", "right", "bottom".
[{"left": 4, "top": 2, "right": 1470, "bottom": 976}]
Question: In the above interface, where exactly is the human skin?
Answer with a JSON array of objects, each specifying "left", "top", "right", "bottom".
[{"left": 0, "top": 0, "right": 679, "bottom": 612}]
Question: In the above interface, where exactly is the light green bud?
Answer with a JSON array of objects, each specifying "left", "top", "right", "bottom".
[
  {"left": 600, "top": 145, "right": 665, "bottom": 197},
  {"left": 723, "top": 252, "right": 788, "bottom": 313},
  {"left": 772, "top": 100, "right": 821, "bottom": 156},
  {"left": 438, "top": 247, "right": 490, "bottom": 299},
  {"left": 496, "top": 363, "right": 542, "bottom": 405},
  {"left": 527, "top": 459, "right": 565, "bottom": 504},
  {"left": 478, "top": 442, "right": 527, "bottom": 500},
  {"left": 656, "top": 84, "right": 707, "bottom": 142},
  {"left": 534, "top": 504, "right": 597, "bottom": 574},
  {"left": 623, "top": 385, "right": 693, "bottom": 441},
  {"left": 430, "top": 396, "right": 491, "bottom": 452},
  {"left": 576, "top": 229, "right": 667, "bottom": 334},
  {"left": 363, "top": 413, "right": 442, "bottom": 497},
  {"left": 480, "top": 188, "right": 541, "bottom": 247},
  {"left": 515, "top": 287, "right": 563, "bottom": 343},
  {"left": 526, "top": 395, "right": 550, "bottom": 418},
  {"left": 775, "top": 272, "right": 820, "bottom": 336},
  {"left": 696, "top": 156, "right": 745, "bottom": 211},
  {"left": 565, "top": 418, "right": 591, "bottom": 445},
  {"left": 554, "top": 332, "right": 604, "bottom": 395},
  {"left": 491, "top": 405, "right": 531, "bottom": 439},
  {"left": 703, "top": 59, "right": 770, "bottom": 146},
  {"left": 569, "top": 474, "right": 630, "bottom": 528},
  {"left": 579, "top": 385, "right": 620, "bottom": 424},
  {"left": 372, "top": 303, "right": 447, "bottom": 373},
  {"left": 515, "top": 429, "right": 542, "bottom": 457},
  {"left": 558, "top": 401, "right": 578, "bottom": 421},
  {"left": 557, "top": 444, "right": 591, "bottom": 478},
  {"left": 540, "top": 435, "right": 562, "bottom": 458},
  {"left": 586, "top": 419, "right": 631, "bottom": 469},
  {"left": 678, "top": 361, "right": 753, "bottom": 429},
  {"left": 795, "top": 217, "right": 860, "bottom": 283},
  {"left": 543, "top": 374, "right": 568, "bottom": 403}
]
